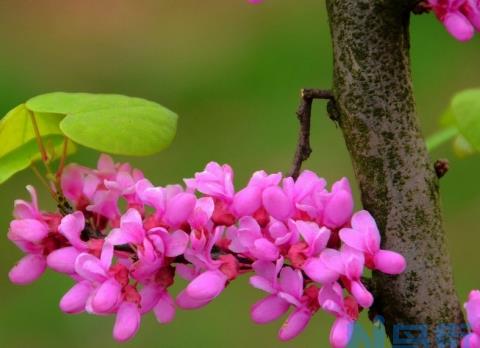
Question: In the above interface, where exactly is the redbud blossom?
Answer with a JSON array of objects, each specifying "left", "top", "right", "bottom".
[
  {"left": 428, "top": 0, "right": 480, "bottom": 41},
  {"left": 463, "top": 290, "right": 480, "bottom": 348},
  {"left": 7, "top": 154, "right": 406, "bottom": 346}
]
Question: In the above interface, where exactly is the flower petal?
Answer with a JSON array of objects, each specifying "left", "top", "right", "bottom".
[
  {"left": 330, "top": 317, "right": 354, "bottom": 348},
  {"left": 339, "top": 228, "right": 366, "bottom": 252},
  {"left": 443, "top": 11, "right": 475, "bottom": 41},
  {"left": 75, "top": 253, "right": 107, "bottom": 282},
  {"left": 251, "top": 295, "right": 289, "bottom": 324},
  {"left": 373, "top": 250, "right": 406, "bottom": 274},
  {"left": 113, "top": 302, "right": 141, "bottom": 342},
  {"left": 164, "top": 193, "right": 196, "bottom": 226},
  {"left": 279, "top": 267, "right": 303, "bottom": 299},
  {"left": 9, "top": 254, "right": 46, "bottom": 285},
  {"left": 153, "top": 292, "right": 176, "bottom": 324},
  {"left": 91, "top": 278, "right": 122, "bottom": 313},
  {"left": 278, "top": 308, "right": 312, "bottom": 341},
  {"left": 253, "top": 238, "right": 279, "bottom": 261},
  {"left": 262, "top": 186, "right": 292, "bottom": 221},
  {"left": 176, "top": 289, "right": 211, "bottom": 309},
  {"left": 60, "top": 281, "right": 92, "bottom": 314},
  {"left": 47, "top": 247, "right": 80, "bottom": 274},
  {"left": 59, "top": 211, "right": 87, "bottom": 249},
  {"left": 233, "top": 186, "right": 262, "bottom": 217},
  {"left": 165, "top": 230, "right": 189, "bottom": 257},
  {"left": 303, "top": 257, "right": 340, "bottom": 284},
  {"left": 350, "top": 281, "right": 373, "bottom": 308},
  {"left": 9, "top": 219, "right": 48, "bottom": 243},
  {"left": 185, "top": 270, "right": 227, "bottom": 301}
]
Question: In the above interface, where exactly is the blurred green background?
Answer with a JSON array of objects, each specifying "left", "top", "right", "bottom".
[{"left": 0, "top": 1, "right": 479, "bottom": 347}]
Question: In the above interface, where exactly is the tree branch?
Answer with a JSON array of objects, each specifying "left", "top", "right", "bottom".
[
  {"left": 325, "top": 0, "right": 464, "bottom": 345},
  {"left": 289, "top": 88, "right": 333, "bottom": 179}
]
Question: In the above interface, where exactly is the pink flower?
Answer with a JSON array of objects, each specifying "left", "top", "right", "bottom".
[
  {"left": 267, "top": 218, "right": 300, "bottom": 247},
  {"left": 287, "top": 220, "right": 330, "bottom": 268},
  {"left": 227, "top": 216, "right": 280, "bottom": 261},
  {"left": 113, "top": 301, "right": 141, "bottom": 342},
  {"left": 463, "top": 0, "right": 480, "bottom": 30},
  {"left": 107, "top": 208, "right": 189, "bottom": 280},
  {"left": 428, "top": 0, "right": 479, "bottom": 41},
  {"left": 250, "top": 259, "right": 318, "bottom": 341},
  {"left": 463, "top": 290, "right": 480, "bottom": 348},
  {"left": 233, "top": 170, "right": 282, "bottom": 217},
  {"left": 13, "top": 185, "right": 41, "bottom": 220},
  {"left": 339, "top": 210, "right": 406, "bottom": 274},
  {"left": 9, "top": 254, "right": 47, "bottom": 285},
  {"left": 74, "top": 243, "right": 123, "bottom": 314},
  {"left": 177, "top": 227, "right": 232, "bottom": 309},
  {"left": 319, "top": 178, "right": 354, "bottom": 230},
  {"left": 73, "top": 242, "right": 143, "bottom": 342},
  {"left": 7, "top": 154, "right": 408, "bottom": 346},
  {"left": 185, "top": 162, "right": 235, "bottom": 203},
  {"left": 140, "top": 283, "right": 176, "bottom": 324},
  {"left": 282, "top": 170, "right": 327, "bottom": 220},
  {"left": 319, "top": 282, "right": 359, "bottom": 348},
  {"left": 61, "top": 164, "right": 98, "bottom": 208},
  {"left": 47, "top": 211, "right": 90, "bottom": 275},
  {"left": 8, "top": 186, "right": 59, "bottom": 284},
  {"left": 303, "top": 246, "right": 372, "bottom": 308},
  {"left": 60, "top": 281, "right": 92, "bottom": 314}
]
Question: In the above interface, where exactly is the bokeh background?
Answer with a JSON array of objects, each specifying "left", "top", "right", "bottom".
[{"left": 0, "top": 1, "right": 479, "bottom": 347}]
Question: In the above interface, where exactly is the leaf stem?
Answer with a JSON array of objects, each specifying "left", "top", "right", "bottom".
[
  {"left": 56, "top": 137, "right": 69, "bottom": 180},
  {"left": 425, "top": 127, "right": 459, "bottom": 152},
  {"left": 28, "top": 110, "right": 49, "bottom": 162},
  {"left": 30, "top": 163, "right": 56, "bottom": 200}
]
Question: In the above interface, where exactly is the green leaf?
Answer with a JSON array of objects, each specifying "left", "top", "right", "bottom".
[
  {"left": 26, "top": 92, "right": 178, "bottom": 156},
  {"left": 0, "top": 136, "right": 75, "bottom": 184},
  {"left": 0, "top": 104, "right": 65, "bottom": 157},
  {"left": 425, "top": 126, "right": 459, "bottom": 152},
  {"left": 0, "top": 104, "right": 77, "bottom": 184},
  {"left": 451, "top": 89, "right": 480, "bottom": 152},
  {"left": 453, "top": 134, "right": 476, "bottom": 158},
  {"left": 60, "top": 106, "right": 177, "bottom": 156},
  {"left": 26, "top": 92, "right": 160, "bottom": 114},
  {"left": 439, "top": 106, "right": 456, "bottom": 127}
]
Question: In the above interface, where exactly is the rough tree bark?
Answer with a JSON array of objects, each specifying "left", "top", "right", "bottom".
[{"left": 325, "top": 0, "right": 465, "bottom": 345}]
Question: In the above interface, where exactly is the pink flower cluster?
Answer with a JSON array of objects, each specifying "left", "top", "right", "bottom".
[
  {"left": 463, "top": 290, "right": 480, "bottom": 347},
  {"left": 427, "top": 0, "right": 480, "bottom": 41},
  {"left": 7, "top": 155, "right": 406, "bottom": 346}
]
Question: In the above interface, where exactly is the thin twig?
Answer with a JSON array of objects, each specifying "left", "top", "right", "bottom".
[{"left": 288, "top": 88, "right": 334, "bottom": 179}]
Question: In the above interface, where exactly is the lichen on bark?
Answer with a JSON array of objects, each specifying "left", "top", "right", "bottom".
[{"left": 325, "top": 0, "right": 464, "bottom": 345}]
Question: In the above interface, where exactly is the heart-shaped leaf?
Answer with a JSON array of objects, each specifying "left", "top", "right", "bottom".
[{"left": 26, "top": 92, "right": 178, "bottom": 156}]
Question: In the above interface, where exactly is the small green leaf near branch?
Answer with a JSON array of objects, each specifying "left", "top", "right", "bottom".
[{"left": 426, "top": 88, "right": 480, "bottom": 157}]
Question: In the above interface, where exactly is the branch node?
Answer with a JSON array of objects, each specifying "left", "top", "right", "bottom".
[
  {"left": 327, "top": 99, "right": 340, "bottom": 125},
  {"left": 434, "top": 159, "right": 449, "bottom": 178},
  {"left": 412, "top": 1, "right": 430, "bottom": 14}
]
